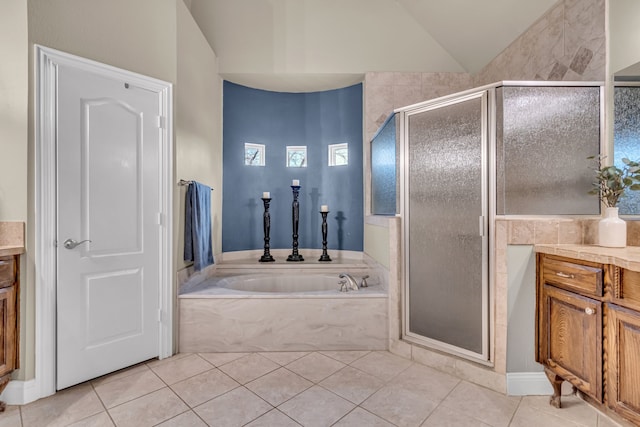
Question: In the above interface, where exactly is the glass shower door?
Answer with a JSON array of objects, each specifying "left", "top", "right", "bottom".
[{"left": 403, "top": 91, "right": 489, "bottom": 361}]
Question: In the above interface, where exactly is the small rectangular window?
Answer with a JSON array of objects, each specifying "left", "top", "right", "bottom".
[
  {"left": 244, "top": 143, "right": 265, "bottom": 166},
  {"left": 329, "top": 143, "right": 348, "bottom": 166},
  {"left": 286, "top": 146, "right": 307, "bottom": 167}
]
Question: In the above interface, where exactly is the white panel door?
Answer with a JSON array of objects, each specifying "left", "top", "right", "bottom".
[{"left": 56, "top": 64, "right": 161, "bottom": 390}]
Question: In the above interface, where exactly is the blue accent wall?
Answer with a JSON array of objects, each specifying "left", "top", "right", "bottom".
[{"left": 222, "top": 81, "right": 363, "bottom": 253}]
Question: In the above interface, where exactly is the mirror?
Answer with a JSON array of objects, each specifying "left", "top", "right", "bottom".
[{"left": 609, "top": 0, "right": 640, "bottom": 215}]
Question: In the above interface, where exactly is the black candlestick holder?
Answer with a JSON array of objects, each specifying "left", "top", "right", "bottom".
[
  {"left": 287, "top": 185, "right": 304, "bottom": 261},
  {"left": 259, "top": 198, "right": 275, "bottom": 262},
  {"left": 319, "top": 211, "right": 332, "bottom": 262}
]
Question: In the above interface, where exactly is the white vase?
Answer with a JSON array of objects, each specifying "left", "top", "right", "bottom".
[{"left": 598, "top": 207, "right": 627, "bottom": 248}]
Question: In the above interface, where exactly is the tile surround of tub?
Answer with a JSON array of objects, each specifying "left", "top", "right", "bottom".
[{"left": 179, "top": 297, "right": 388, "bottom": 353}]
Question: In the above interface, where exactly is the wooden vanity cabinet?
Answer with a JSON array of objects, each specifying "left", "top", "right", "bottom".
[
  {"left": 607, "top": 268, "right": 640, "bottom": 425},
  {"left": 539, "top": 284, "right": 602, "bottom": 404},
  {"left": 607, "top": 304, "right": 640, "bottom": 424},
  {"left": 0, "top": 255, "right": 19, "bottom": 412},
  {"left": 536, "top": 254, "right": 604, "bottom": 406},
  {"left": 537, "top": 252, "right": 640, "bottom": 425}
]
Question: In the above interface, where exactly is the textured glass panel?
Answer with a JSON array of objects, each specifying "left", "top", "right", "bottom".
[
  {"left": 407, "top": 97, "right": 484, "bottom": 354},
  {"left": 371, "top": 114, "right": 397, "bottom": 215},
  {"left": 497, "top": 86, "right": 600, "bottom": 215},
  {"left": 614, "top": 86, "right": 640, "bottom": 215}
]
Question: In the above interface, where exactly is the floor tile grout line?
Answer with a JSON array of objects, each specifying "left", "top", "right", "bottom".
[
  {"left": 415, "top": 377, "right": 464, "bottom": 427},
  {"left": 98, "top": 383, "right": 171, "bottom": 413},
  {"left": 507, "top": 394, "right": 527, "bottom": 427},
  {"left": 149, "top": 408, "right": 200, "bottom": 427},
  {"left": 160, "top": 365, "right": 220, "bottom": 388},
  {"left": 235, "top": 385, "right": 277, "bottom": 426},
  {"left": 315, "top": 367, "right": 386, "bottom": 406},
  {"left": 146, "top": 355, "right": 216, "bottom": 387},
  {"left": 257, "top": 351, "right": 310, "bottom": 366},
  {"left": 346, "top": 359, "right": 414, "bottom": 384},
  {"left": 439, "top": 379, "right": 521, "bottom": 427},
  {"left": 328, "top": 405, "right": 364, "bottom": 427},
  {"left": 251, "top": 366, "right": 315, "bottom": 407},
  {"left": 90, "top": 360, "right": 151, "bottom": 388},
  {"left": 319, "top": 350, "right": 372, "bottom": 365},
  {"left": 88, "top": 380, "right": 118, "bottom": 427},
  {"left": 352, "top": 404, "right": 402, "bottom": 427},
  {"left": 186, "top": 382, "right": 243, "bottom": 413}
]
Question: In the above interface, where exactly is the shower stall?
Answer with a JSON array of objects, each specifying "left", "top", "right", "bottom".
[{"left": 378, "top": 82, "right": 602, "bottom": 363}]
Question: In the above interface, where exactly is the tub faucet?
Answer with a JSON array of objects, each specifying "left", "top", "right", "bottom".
[
  {"left": 360, "top": 275, "right": 369, "bottom": 288},
  {"left": 339, "top": 273, "right": 359, "bottom": 291}
]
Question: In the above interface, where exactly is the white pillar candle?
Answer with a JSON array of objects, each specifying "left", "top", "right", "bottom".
[
  {"left": 292, "top": 179, "right": 300, "bottom": 186},
  {"left": 321, "top": 205, "right": 329, "bottom": 212},
  {"left": 262, "top": 192, "right": 270, "bottom": 198}
]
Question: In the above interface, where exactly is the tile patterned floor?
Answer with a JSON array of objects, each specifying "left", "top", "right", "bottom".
[{"left": 4, "top": 351, "right": 626, "bottom": 427}]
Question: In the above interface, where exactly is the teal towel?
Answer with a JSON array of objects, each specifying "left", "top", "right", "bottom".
[{"left": 184, "top": 182, "right": 214, "bottom": 271}]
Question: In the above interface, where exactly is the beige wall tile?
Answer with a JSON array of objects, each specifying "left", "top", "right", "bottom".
[
  {"left": 508, "top": 221, "right": 535, "bottom": 244},
  {"left": 534, "top": 220, "right": 559, "bottom": 244},
  {"left": 393, "top": 72, "right": 421, "bottom": 87},
  {"left": 583, "top": 219, "right": 599, "bottom": 245},
  {"left": 559, "top": 220, "right": 583, "bottom": 244}
]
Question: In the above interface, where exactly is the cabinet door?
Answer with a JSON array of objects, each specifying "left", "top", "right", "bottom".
[
  {"left": 608, "top": 304, "right": 640, "bottom": 424},
  {"left": 0, "top": 285, "right": 16, "bottom": 376},
  {"left": 540, "top": 284, "right": 602, "bottom": 402}
]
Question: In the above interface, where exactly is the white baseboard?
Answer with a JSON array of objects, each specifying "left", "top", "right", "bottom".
[
  {"left": 0, "top": 379, "right": 42, "bottom": 405},
  {"left": 507, "top": 372, "right": 553, "bottom": 396}
]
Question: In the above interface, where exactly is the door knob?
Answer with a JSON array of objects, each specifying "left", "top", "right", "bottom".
[
  {"left": 63, "top": 238, "right": 92, "bottom": 250},
  {"left": 585, "top": 307, "right": 596, "bottom": 315}
]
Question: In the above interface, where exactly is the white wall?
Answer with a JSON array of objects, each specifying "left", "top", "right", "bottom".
[
  {"left": 189, "top": 0, "right": 466, "bottom": 91},
  {"left": 28, "top": 0, "right": 178, "bottom": 83},
  {"left": 0, "top": 0, "right": 29, "bottom": 388},
  {"left": 609, "top": 0, "right": 640, "bottom": 75},
  {"left": 0, "top": 0, "right": 28, "bottom": 220},
  {"left": 176, "top": 1, "right": 223, "bottom": 266}
]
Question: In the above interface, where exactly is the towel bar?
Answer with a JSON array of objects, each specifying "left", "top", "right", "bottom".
[{"left": 178, "top": 179, "right": 214, "bottom": 190}]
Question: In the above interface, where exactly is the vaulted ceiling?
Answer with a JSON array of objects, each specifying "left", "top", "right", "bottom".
[{"left": 187, "top": 0, "right": 559, "bottom": 91}]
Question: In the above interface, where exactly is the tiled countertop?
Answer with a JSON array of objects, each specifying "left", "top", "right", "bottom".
[
  {"left": 0, "top": 222, "right": 25, "bottom": 257},
  {"left": 535, "top": 244, "right": 640, "bottom": 272}
]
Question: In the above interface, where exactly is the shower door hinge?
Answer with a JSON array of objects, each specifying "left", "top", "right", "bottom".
[
  {"left": 158, "top": 308, "right": 163, "bottom": 322},
  {"left": 479, "top": 215, "right": 486, "bottom": 237},
  {"left": 157, "top": 115, "right": 165, "bottom": 129}
]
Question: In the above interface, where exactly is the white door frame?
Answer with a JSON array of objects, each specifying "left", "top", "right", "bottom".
[{"left": 35, "top": 45, "right": 173, "bottom": 399}]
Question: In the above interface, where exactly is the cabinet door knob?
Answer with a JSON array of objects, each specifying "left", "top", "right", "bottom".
[{"left": 585, "top": 307, "right": 596, "bottom": 315}]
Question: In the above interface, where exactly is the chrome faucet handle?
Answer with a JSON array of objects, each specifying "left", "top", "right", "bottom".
[
  {"left": 339, "top": 273, "right": 359, "bottom": 290},
  {"left": 338, "top": 280, "right": 348, "bottom": 292},
  {"left": 360, "top": 275, "right": 369, "bottom": 288}
]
